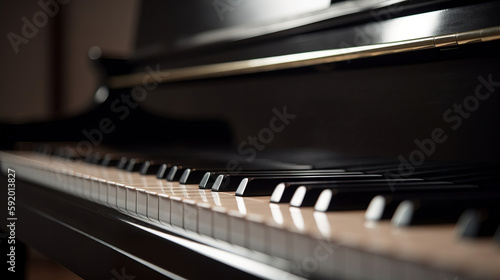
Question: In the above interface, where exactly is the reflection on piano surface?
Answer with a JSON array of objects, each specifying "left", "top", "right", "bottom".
[{"left": 2, "top": 0, "right": 500, "bottom": 279}]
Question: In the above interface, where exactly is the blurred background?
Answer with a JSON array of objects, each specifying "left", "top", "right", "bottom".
[
  {"left": 1, "top": 1, "right": 138, "bottom": 279},
  {"left": 0, "top": 0, "right": 138, "bottom": 122}
]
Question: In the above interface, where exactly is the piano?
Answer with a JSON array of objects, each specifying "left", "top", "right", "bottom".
[{"left": 1, "top": 0, "right": 500, "bottom": 279}]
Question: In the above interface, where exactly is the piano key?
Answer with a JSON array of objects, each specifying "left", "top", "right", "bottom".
[
  {"left": 84, "top": 152, "right": 99, "bottom": 163},
  {"left": 166, "top": 165, "right": 183, "bottom": 181},
  {"left": 188, "top": 168, "right": 346, "bottom": 186},
  {"left": 495, "top": 226, "right": 500, "bottom": 246},
  {"left": 456, "top": 207, "right": 500, "bottom": 238},
  {"left": 139, "top": 160, "right": 164, "bottom": 175},
  {"left": 116, "top": 156, "right": 128, "bottom": 169},
  {"left": 312, "top": 183, "right": 476, "bottom": 211},
  {"left": 179, "top": 161, "right": 318, "bottom": 185},
  {"left": 179, "top": 168, "right": 226, "bottom": 184},
  {"left": 271, "top": 178, "right": 422, "bottom": 204},
  {"left": 101, "top": 153, "right": 121, "bottom": 166},
  {"left": 156, "top": 163, "right": 171, "bottom": 179},
  {"left": 391, "top": 192, "right": 500, "bottom": 227},
  {"left": 213, "top": 171, "right": 359, "bottom": 192},
  {"left": 234, "top": 174, "right": 382, "bottom": 196},
  {"left": 365, "top": 188, "right": 483, "bottom": 221}
]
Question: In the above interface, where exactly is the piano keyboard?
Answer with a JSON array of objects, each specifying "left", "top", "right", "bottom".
[{"left": 1, "top": 150, "right": 500, "bottom": 280}]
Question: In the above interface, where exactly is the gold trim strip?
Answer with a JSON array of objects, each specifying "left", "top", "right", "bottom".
[{"left": 108, "top": 26, "right": 500, "bottom": 89}]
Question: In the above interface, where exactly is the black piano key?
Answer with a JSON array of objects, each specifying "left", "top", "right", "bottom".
[
  {"left": 139, "top": 161, "right": 164, "bottom": 175},
  {"left": 211, "top": 172, "right": 360, "bottom": 192},
  {"left": 53, "top": 147, "right": 67, "bottom": 158},
  {"left": 91, "top": 152, "right": 102, "bottom": 164},
  {"left": 456, "top": 207, "right": 500, "bottom": 238},
  {"left": 180, "top": 168, "right": 230, "bottom": 184},
  {"left": 270, "top": 178, "right": 423, "bottom": 204},
  {"left": 495, "top": 226, "right": 500, "bottom": 246},
  {"left": 166, "top": 165, "right": 184, "bottom": 181},
  {"left": 38, "top": 143, "right": 53, "bottom": 155},
  {"left": 391, "top": 191, "right": 500, "bottom": 227},
  {"left": 364, "top": 188, "right": 481, "bottom": 221},
  {"left": 234, "top": 174, "right": 381, "bottom": 196},
  {"left": 101, "top": 154, "right": 122, "bottom": 167},
  {"left": 311, "top": 183, "right": 475, "bottom": 211},
  {"left": 54, "top": 146, "right": 80, "bottom": 160},
  {"left": 125, "top": 158, "right": 144, "bottom": 172},
  {"left": 116, "top": 156, "right": 128, "bottom": 169},
  {"left": 183, "top": 166, "right": 332, "bottom": 185},
  {"left": 199, "top": 172, "right": 216, "bottom": 188},
  {"left": 290, "top": 180, "right": 460, "bottom": 208},
  {"left": 84, "top": 152, "right": 96, "bottom": 163},
  {"left": 211, "top": 170, "right": 356, "bottom": 191},
  {"left": 156, "top": 163, "right": 171, "bottom": 179}
]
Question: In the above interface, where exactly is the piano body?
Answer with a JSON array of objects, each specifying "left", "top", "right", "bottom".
[{"left": 1, "top": 0, "right": 500, "bottom": 279}]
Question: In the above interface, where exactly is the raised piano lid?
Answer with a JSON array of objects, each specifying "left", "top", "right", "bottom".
[{"left": 133, "top": 0, "right": 498, "bottom": 61}]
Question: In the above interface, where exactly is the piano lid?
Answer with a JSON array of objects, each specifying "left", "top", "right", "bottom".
[
  {"left": 133, "top": 0, "right": 442, "bottom": 59},
  {"left": 110, "top": 0, "right": 500, "bottom": 89}
]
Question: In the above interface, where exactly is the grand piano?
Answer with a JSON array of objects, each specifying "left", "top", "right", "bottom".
[{"left": 1, "top": 0, "right": 500, "bottom": 279}]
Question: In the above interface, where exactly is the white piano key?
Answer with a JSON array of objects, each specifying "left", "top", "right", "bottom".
[
  {"left": 247, "top": 214, "right": 267, "bottom": 254},
  {"left": 80, "top": 173, "right": 89, "bottom": 198},
  {"left": 146, "top": 191, "right": 159, "bottom": 222},
  {"left": 125, "top": 185, "right": 138, "bottom": 215},
  {"left": 313, "top": 239, "right": 339, "bottom": 280},
  {"left": 136, "top": 188, "right": 148, "bottom": 218},
  {"left": 107, "top": 182, "right": 118, "bottom": 209},
  {"left": 158, "top": 193, "right": 171, "bottom": 226},
  {"left": 344, "top": 246, "right": 363, "bottom": 280},
  {"left": 331, "top": 244, "right": 347, "bottom": 279},
  {"left": 170, "top": 196, "right": 184, "bottom": 228},
  {"left": 183, "top": 199, "right": 198, "bottom": 232},
  {"left": 229, "top": 210, "right": 246, "bottom": 247},
  {"left": 197, "top": 202, "right": 213, "bottom": 237},
  {"left": 269, "top": 225, "right": 289, "bottom": 260},
  {"left": 371, "top": 254, "right": 395, "bottom": 280},
  {"left": 71, "top": 172, "right": 81, "bottom": 195},
  {"left": 90, "top": 176, "right": 100, "bottom": 202},
  {"left": 80, "top": 173, "right": 90, "bottom": 199},
  {"left": 290, "top": 231, "right": 312, "bottom": 272},
  {"left": 116, "top": 183, "right": 127, "bottom": 212},
  {"left": 213, "top": 206, "right": 229, "bottom": 242},
  {"left": 98, "top": 178, "right": 108, "bottom": 205}
]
